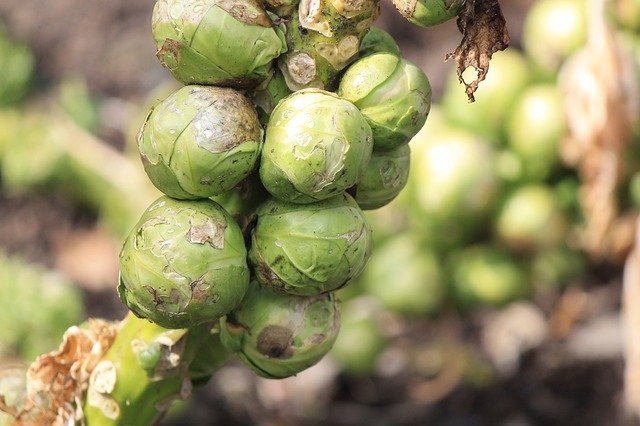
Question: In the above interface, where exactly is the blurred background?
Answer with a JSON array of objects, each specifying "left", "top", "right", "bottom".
[{"left": 2, "top": 0, "right": 640, "bottom": 424}]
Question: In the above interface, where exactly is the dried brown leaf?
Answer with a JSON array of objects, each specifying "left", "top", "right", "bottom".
[
  {"left": 559, "top": 0, "right": 639, "bottom": 261},
  {"left": 12, "top": 319, "right": 120, "bottom": 426},
  {"left": 446, "top": 0, "right": 510, "bottom": 102}
]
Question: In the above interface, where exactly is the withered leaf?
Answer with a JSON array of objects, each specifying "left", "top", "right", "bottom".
[{"left": 446, "top": 0, "right": 510, "bottom": 102}]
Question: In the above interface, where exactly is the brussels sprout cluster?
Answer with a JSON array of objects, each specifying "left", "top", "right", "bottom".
[{"left": 117, "top": 0, "right": 452, "bottom": 380}]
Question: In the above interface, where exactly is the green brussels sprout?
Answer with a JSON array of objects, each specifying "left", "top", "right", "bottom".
[
  {"left": 353, "top": 144, "right": 410, "bottom": 210},
  {"left": 392, "top": 0, "right": 466, "bottom": 27},
  {"left": 505, "top": 84, "right": 566, "bottom": 181},
  {"left": 408, "top": 126, "right": 500, "bottom": 248},
  {"left": 495, "top": 184, "right": 568, "bottom": 251},
  {"left": 450, "top": 245, "right": 530, "bottom": 307},
  {"left": 260, "top": 89, "right": 373, "bottom": 203},
  {"left": 441, "top": 49, "right": 531, "bottom": 141},
  {"left": 339, "top": 53, "right": 432, "bottom": 151},
  {"left": 118, "top": 196, "right": 250, "bottom": 329},
  {"left": 522, "top": 0, "right": 587, "bottom": 78},
  {"left": 361, "top": 233, "right": 445, "bottom": 316},
  {"left": 220, "top": 281, "right": 340, "bottom": 379},
  {"left": 249, "top": 193, "right": 372, "bottom": 296},
  {"left": 138, "top": 85, "right": 263, "bottom": 200},
  {"left": 359, "top": 27, "right": 401, "bottom": 57},
  {"left": 152, "top": 0, "right": 287, "bottom": 87},
  {"left": 330, "top": 297, "right": 387, "bottom": 376}
]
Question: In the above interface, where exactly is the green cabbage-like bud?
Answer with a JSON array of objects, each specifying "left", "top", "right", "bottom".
[
  {"left": 392, "top": 0, "right": 465, "bottom": 27},
  {"left": 118, "top": 196, "right": 250, "bottom": 329},
  {"left": 353, "top": 144, "right": 410, "bottom": 210},
  {"left": 495, "top": 184, "right": 568, "bottom": 251},
  {"left": 360, "top": 233, "right": 445, "bottom": 316},
  {"left": 359, "top": 27, "right": 401, "bottom": 57},
  {"left": 330, "top": 297, "right": 387, "bottom": 376},
  {"left": 505, "top": 84, "right": 565, "bottom": 181},
  {"left": 405, "top": 126, "right": 501, "bottom": 249},
  {"left": 220, "top": 281, "right": 340, "bottom": 379},
  {"left": 138, "top": 85, "right": 263, "bottom": 200},
  {"left": 450, "top": 244, "right": 530, "bottom": 307},
  {"left": 249, "top": 193, "right": 372, "bottom": 296},
  {"left": 338, "top": 53, "right": 431, "bottom": 151},
  {"left": 152, "top": 0, "right": 287, "bottom": 87},
  {"left": 260, "top": 89, "right": 373, "bottom": 203}
]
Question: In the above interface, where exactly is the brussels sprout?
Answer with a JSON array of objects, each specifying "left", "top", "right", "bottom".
[
  {"left": 220, "top": 281, "right": 340, "bottom": 379},
  {"left": 260, "top": 89, "right": 373, "bottom": 203},
  {"left": 392, "top": 0, "right": 466, "bottom": 27},
  {"left": 152, "top": 0, "right": 287, "bottom": 87},
  {"left": 522, "top": 0, "right": 587, "bottom": 78},
  {"left": 249, "top": 193, "right": 372, "bottom": 296},
  {"left": 138, "top": 85, "right": 263, "bottom": 200},
  {"left": 353, "top": 144, "right": 410, "bottom": 210},
  {"left": 495, "top": 184, "right": 568, "bottom": 251},
  {"left": 441, "top": 49, "right": 531, "bottom": 140},
  {"left": 118, "top": 196, "right": 250, "bottom": 329},
  {"left": 359, "top": 27, "right": 401, "bottom": 57},
  {"left": 505, "top": 84, "right": 565, "bottom": 181},
  {"left": 278, "top": 0, "right": 380, "bottom": 91},
  {"left": 330, "top": 297, "right": 387, "bottom": 376},
  {"left": 361, "top": 233, "right": 445, "bottom": 316},
  {"left": 408, "top": 127, "right": 500, "bottom": 248},
  {"left": 339, "top": 53, "right": 432, "bottom": 151},
  {"left": 450, "top": 245, "right": 530, "bottom": 307}
]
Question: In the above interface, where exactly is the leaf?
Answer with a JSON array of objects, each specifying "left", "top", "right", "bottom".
[{"left": 446, "top": 0, "right": 510, "bottom": 102}]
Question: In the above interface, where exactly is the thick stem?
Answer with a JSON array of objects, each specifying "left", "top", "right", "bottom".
[
  {"left": 82, "top": 314, "right": 220, "bottom": 425},
  {"left": 279, "top": 0, "right": 380, "bottom": 91}
]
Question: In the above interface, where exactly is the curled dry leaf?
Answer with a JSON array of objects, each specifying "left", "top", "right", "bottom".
[
  {"left": 445, "top": 0, "right": 510, "bottom": 102},
  {"left": 8, "top": 319, "right": 120, "bottom": 425},
  {"left": 559, "top": 0, "right": 639, "bottom": 262}
]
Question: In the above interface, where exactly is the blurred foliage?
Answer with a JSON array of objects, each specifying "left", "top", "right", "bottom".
[
  {"left": 0, "top": 26, "right": 34, "bottom": 106},
  {"left": 0, "top": 250, "right": 84, "bottom": 362}
]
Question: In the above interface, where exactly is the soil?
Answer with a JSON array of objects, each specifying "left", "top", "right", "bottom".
[{"left": 0, "top": 1, "right": 637, "bottom": 425}]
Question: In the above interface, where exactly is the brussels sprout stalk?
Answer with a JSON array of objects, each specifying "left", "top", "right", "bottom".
[
  {"left": 1, "top": 314, "right": 230, "bottom": 424},
  {"left": 279, "top": 0, "right": 380, "bottom": 91},
  {"left": 82, "top": 313, "right": 207, "bottom": 425}
]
